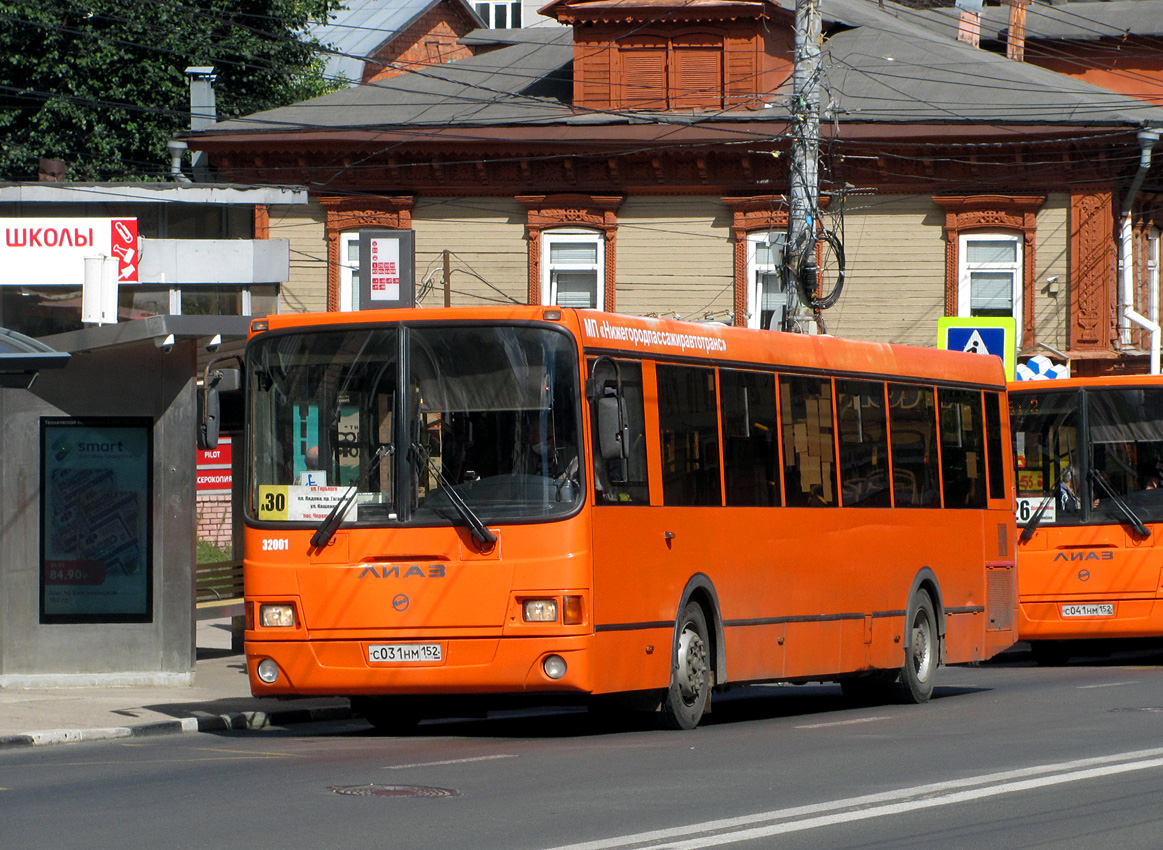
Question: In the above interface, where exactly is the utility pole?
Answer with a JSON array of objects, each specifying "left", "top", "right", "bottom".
[{"left": 784, "top": 0, "right": 821, "bottom": 333}]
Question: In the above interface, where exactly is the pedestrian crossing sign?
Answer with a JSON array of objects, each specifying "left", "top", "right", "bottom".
[{"left": 937, "top": 317, "right": 1016, "bottom": 381}]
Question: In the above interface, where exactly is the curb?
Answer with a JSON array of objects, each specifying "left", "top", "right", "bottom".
[{"left": 0, "top": 704, "right": 354, "bottom": 749}]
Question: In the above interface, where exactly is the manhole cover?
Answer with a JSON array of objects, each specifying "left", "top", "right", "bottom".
[{"left": 329, "top": 784, "right": 460, "bottom": 798}]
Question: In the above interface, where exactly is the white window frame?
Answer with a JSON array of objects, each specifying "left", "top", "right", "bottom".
[
  {"left": 957, "top": 231, "right": 1023, "bottom": 332},
  {"left": 745, "top": 230, "right": 787, "bottom": 330},
  {"left": 338, "top": 231, "right": 360, "bottom": 312},
  {"left": 541, "top": 229, "right": 603, "bottom": 309},
  {"left": 475, "top": 1, "right": 522, "bottom": 28}
]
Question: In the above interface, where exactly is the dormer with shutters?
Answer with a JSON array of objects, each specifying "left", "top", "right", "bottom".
[{"left": 541, "top": 0, "right": 793, "bottom": 112}]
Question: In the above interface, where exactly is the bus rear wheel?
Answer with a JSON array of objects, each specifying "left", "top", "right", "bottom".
[
  {"left": 660, "top": 602, "right": 711, "bottom": 730},
  {"left": 895, "top": 589, "right": 938, "bottom": 704}
]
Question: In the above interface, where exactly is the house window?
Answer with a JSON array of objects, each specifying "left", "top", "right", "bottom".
[
  {"left": 958, "top": 232, "right": 1022, "bottom": 329},
  {"left": 618, "top": 34, "right": 724, "bottom": 110},
  {"left": 541, "top": 230, "right": 603, "bottom": 309},
  {"left": 338, "top": 232, "right": 361, "bottom": 311},
  {"left": 475, "top": 1, "right": 521, "bottom": 28},
  {"left": 746, "top": 231, "right": 787, "bottom": 330}
]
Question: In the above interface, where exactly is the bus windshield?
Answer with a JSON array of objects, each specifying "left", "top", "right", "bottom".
[
  {"left": 246, "top": 323, "right": 583, "bottom": 528},
  {"left": 1012, "top": 385, "right": 1163, "bottom": 527}
]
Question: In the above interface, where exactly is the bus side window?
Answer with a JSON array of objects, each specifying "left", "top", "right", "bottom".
[
  {"left": 889, "top": 384, "right": 940, "bottom": 508},
  {"left": 780, "top": 375, "right": 838, "bottom": 507},
  {"left": 721, "top": 369, "right": 780, "bottom": 507},
  {"left": 588, "top": 359, "right": 649, "bottom": 505},
  {"left": 983, "top": 391, "right": 1006, "bottom": 500},
  {"left": 657, "top": 364, "right": 722, "bottom": 506},
  {"left": 939, "top": 388, "right": 987, "bottom": 509},
  {"left": 836, "top": 379, "right": 891, "bottom": 507}
]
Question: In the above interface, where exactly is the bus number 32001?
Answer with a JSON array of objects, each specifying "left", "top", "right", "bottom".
[{"left": 262, "top": 538, "right": 289, "bottom": 551}]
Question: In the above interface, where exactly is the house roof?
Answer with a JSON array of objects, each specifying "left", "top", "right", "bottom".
[
  {"left": 194, "top": 0, "right": 1163, "bottom": 146},
  {"left": 904, "top": 0, "right": 1163, "bottom": 44},
  {"left": 306, "top": 0, "right": 485, "bottom": 83}
]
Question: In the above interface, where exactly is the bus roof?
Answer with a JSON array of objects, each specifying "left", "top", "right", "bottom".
[{"left": 252, "top": 306, "right": 1008, "bottom": 388}]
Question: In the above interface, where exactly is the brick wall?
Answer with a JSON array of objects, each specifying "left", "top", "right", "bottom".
[
  {"left": 196, "top": 494, "right": 233, "bottom": 554},
  {"left": 366, "top": 5, "right": 476, "bottom": 83}
]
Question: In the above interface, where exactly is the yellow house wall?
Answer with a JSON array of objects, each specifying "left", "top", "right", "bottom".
[
  {"left": 824, "top": 195, "right": 946, "bottom": 348},
  {"left": 412, "top": 198, "right": 528, "bottom": 307},
  {"left": 614, "top": 196, "right": 734, "bottom": 320}
]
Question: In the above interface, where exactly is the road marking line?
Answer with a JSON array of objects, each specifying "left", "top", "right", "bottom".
[
  {"left": 1078, "top": 681, "right": 1137, "bottom": 689},
  {"left": 538, "top": 747, "right": 1163, "bottom": 850},
  {"left": 384, "top": 754, "right": 517, "bottom": 770},
  {"left": 795, "top": 716, "right": 890, "bottom": 729}
]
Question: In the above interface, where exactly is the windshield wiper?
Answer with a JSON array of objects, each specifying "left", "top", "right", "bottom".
[
  {"left": 411, "top": 440, "right": 497, "bottom": 550},
  {"left": 310, "top": 444, "right": 390, "bottom": 549},
  {"left": 1090, "top": 468, "right": 1151, "bottom": 538}
]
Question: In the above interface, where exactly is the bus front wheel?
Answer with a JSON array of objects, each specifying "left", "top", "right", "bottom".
[
  {"left": 895, "top": 589, "right": 938, "bottom": 704},
  {"left": 660, "top": 602, "right": 711, "bottom": 730}
]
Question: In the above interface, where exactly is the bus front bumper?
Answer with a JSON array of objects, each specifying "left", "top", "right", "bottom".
[
  {"left": 1019, "top": 598, "right": 1163, "bottom": 640},
  {"left": 245, "top": 634, "right": 595, "bottom": 698}
]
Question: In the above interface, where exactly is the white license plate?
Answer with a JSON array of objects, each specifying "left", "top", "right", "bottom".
[
  {"left": 1061, "top": 604, "right": 1115, "bottom": 618},
  {"left": 368, "top": 643, "right": 443, "bottom": 663}
]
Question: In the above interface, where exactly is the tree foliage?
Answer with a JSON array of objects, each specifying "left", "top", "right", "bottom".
[{"left": 0, "top": 0, "right": 343, "bottom": 181}]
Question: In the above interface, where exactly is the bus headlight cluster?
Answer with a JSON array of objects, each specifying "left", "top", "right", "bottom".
[
  {"left": 523, "top": 599, "right": 558, "bottom": 622},
  {"left": 522, "top": 596, "right": 585, "bottom": 624},
  {"left": 260, "top": 604, "right": 295, "bottom": 627}
]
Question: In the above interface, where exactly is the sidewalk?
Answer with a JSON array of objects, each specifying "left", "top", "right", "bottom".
[{"left": 0, "top": 619, "right": 352, "bottom": 749}]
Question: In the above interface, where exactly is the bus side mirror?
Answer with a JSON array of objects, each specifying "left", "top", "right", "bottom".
[
  {"left": 198, "top": 366, "right": 241, "bottom": 450},
  {"left": 596, "top": 396, "right": 629, "bottom": 483}
]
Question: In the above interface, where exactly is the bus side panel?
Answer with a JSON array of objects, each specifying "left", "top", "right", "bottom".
[
  {"left": 589, "top": 506, "right": 686, "bottom": 695},
  {"left": 590, "top": 505, "right": 1005, "bottom": 690}
]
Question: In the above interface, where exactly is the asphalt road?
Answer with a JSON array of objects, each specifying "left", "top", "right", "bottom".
[{"left": 4, "top": 647, "right": 1163, "bottom": 850}]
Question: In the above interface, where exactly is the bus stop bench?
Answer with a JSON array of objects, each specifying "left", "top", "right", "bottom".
[
  {"left": 196, "top": 560, "right": 245, "bottom": 652},
  {"left": 195, "top": 560, "right": 245, "bottom": 621}
]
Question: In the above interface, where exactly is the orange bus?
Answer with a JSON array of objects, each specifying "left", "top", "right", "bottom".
[
  {"left": 225, "top": 307, "right": 1017, "bottom": 729},
  {"left": 1011, "top": 376, "right": 1163, "bottom": 663}
]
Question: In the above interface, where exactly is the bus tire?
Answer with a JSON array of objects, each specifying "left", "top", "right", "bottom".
[
  {"left": 660, "top": 601, "right": 711, "bottom": 730},
  {"left": 895, "top": 589, "right": 938, "bottom": 704}
]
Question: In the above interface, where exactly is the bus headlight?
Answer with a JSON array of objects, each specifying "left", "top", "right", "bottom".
[
  {"left": 260, "top": 604, "right": 295, "bottom": 627},
  {"left": 256, "top": 659, "right": 280, "bottom": 684},
  {"left": 542, "top": 655, "right": 567, "bottom": 679},
  {"left": 523, "top": 599, "right": 558, "bottom": 622}
]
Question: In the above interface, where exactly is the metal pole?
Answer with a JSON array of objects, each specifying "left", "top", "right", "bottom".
[
  {"left": 785, "top": 0, "right": 821, "bottom": 333},
  {"left": 443, "top": 249, "right": 451, "bottom": 308}
]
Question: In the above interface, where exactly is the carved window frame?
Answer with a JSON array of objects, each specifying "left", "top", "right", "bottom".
[
  {"left": 518, "top": 194, "right": 621, "bottom": 311},
  {"left": 320, "top": 196, "right": 413, "bottom": 312},
  {"left": 934, "top": 195, "right": 1044, "bottom": 349},
  {"left": 724, "top": 197, "right": 789, "bottom": 327}
]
